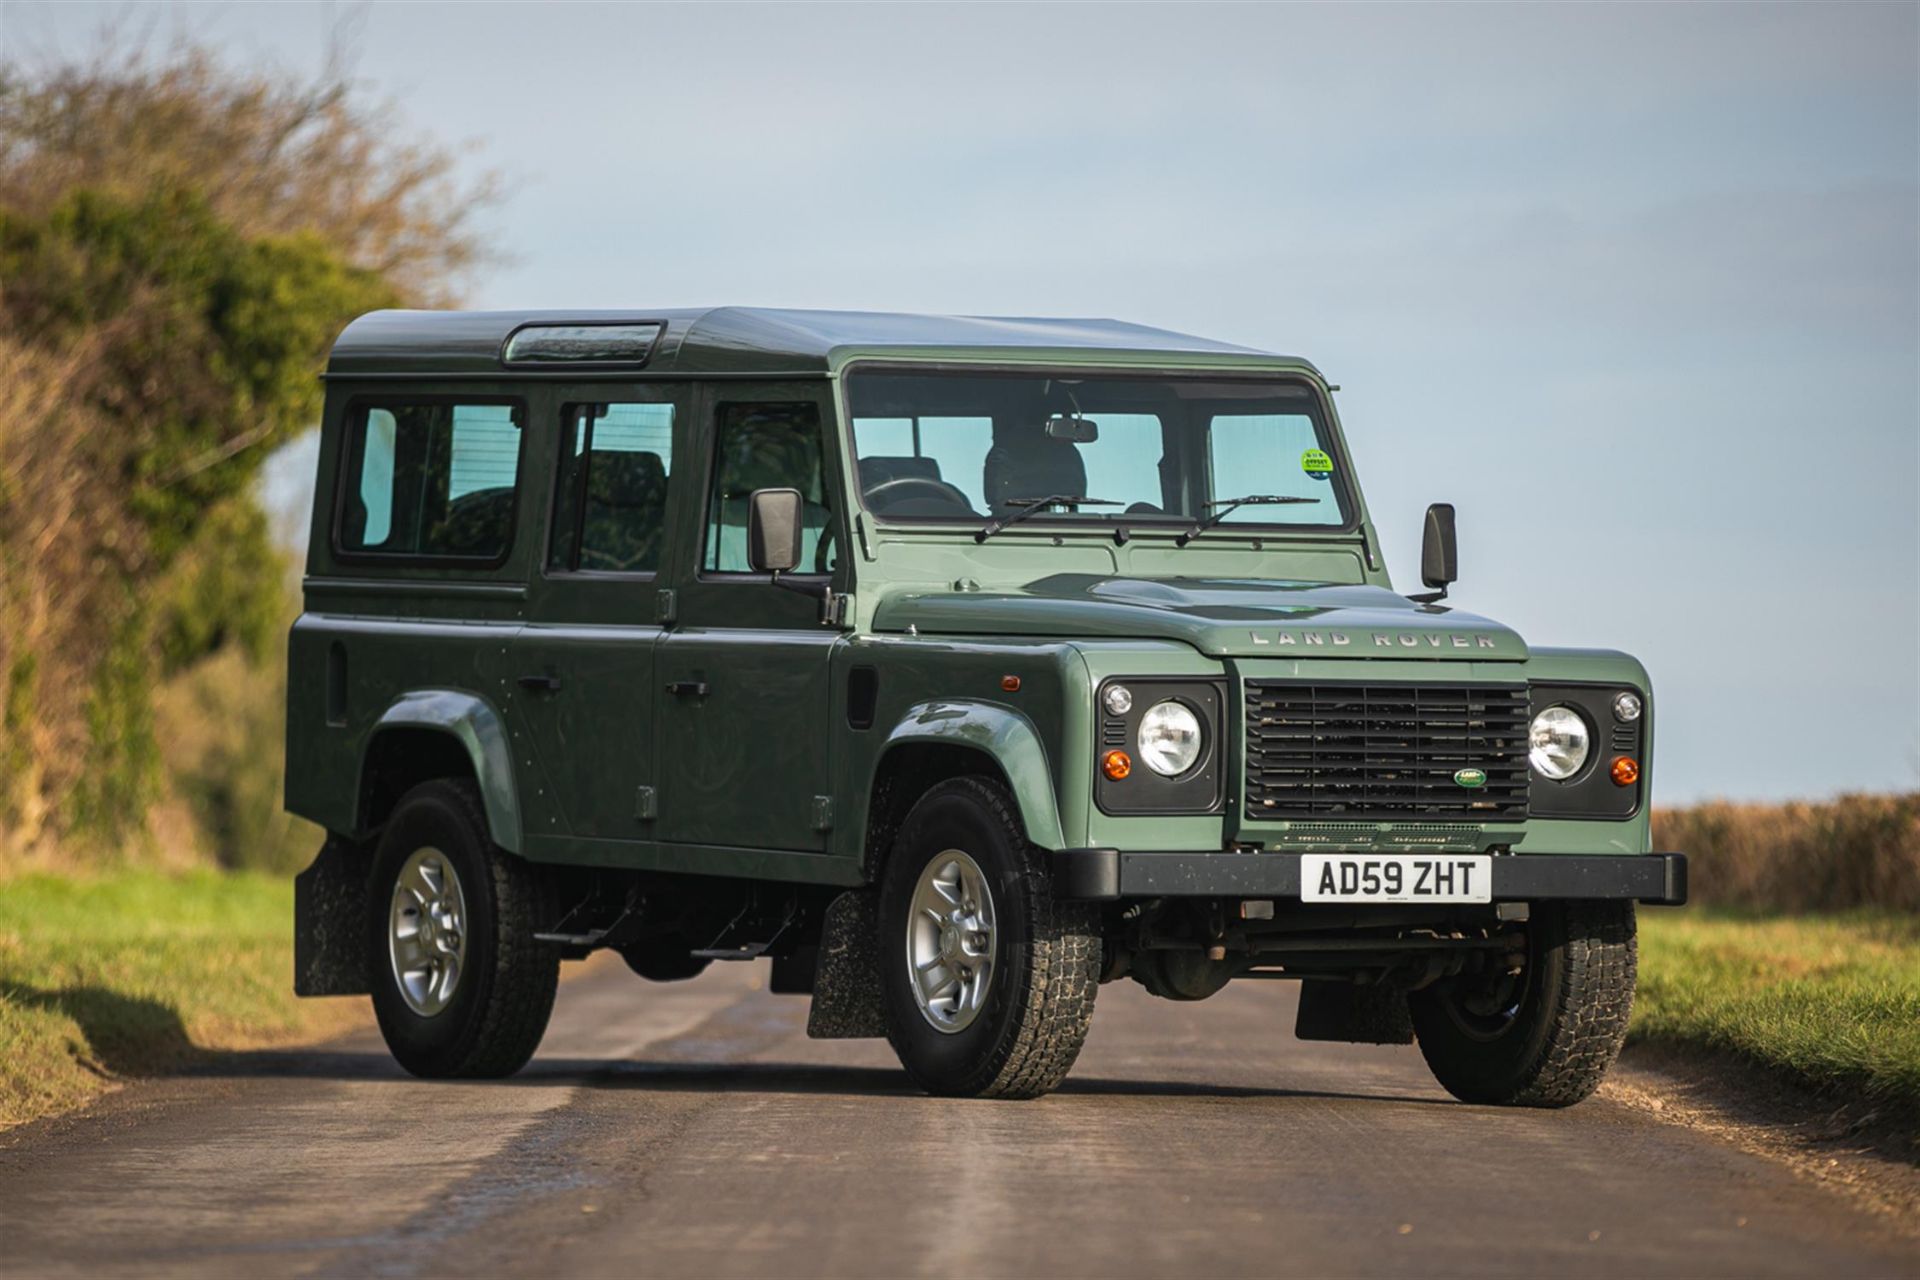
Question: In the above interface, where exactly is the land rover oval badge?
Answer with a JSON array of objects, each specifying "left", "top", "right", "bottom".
[{"left": 1453, "top": 767, "right": 1488, "bottom": 789}]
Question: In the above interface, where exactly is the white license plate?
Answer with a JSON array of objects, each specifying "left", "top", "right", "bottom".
[{"left": 1300, "top": 854, "right": 1493, "bottom": 904}]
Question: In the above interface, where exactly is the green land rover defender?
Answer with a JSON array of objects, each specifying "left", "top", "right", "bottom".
[{"left": 289, "top": 308, "right": 1685, "bottom": 1104}]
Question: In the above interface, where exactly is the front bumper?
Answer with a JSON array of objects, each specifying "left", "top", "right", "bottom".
[{"left": 1049, "top": 849, "right": 1687, "bottom": 906}]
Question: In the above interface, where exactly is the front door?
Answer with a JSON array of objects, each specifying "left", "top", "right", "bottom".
[
  {"left": 508, "top": 391, "right": 683, "bottom": 845},
  {"left": 657, "top": 388, "right": 844, "bottom": 850}
]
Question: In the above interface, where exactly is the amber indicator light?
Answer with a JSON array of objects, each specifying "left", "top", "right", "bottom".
[
  {"left": 1000, "top": 674, "right": 1022, "bottom": 692},
  {"left": 1102, "top": 750, "right": 1132, "bottom": 780},
  {"left": 1610, "top": 756, "right": 1640, "bottom": 787}
]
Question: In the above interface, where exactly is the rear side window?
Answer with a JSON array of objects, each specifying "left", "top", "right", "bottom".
[
  {"left": 549, "top": 402, "right": 676, "bottom": 574},
  {"left": 338, "top": 401, "right": 524, "bottom": 561}
]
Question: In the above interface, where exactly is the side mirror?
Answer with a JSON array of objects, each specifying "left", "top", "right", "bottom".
[
  {"left": 1412, "top": 502, "right": 1457, "bottom": 604},
  {"left": 747, "top": 487, "right": 804, "bottom": 574}
]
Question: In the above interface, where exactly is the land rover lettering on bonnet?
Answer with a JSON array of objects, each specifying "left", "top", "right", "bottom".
[{"left": 288, "top": 307, "right": 1685, "bottom": 1105}]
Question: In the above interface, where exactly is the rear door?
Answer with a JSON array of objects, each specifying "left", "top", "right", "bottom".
[
  {"left": 656, "top": 385, "right": 846, "bottom": 850},
  {"left": 507, "top": 387, "right": 685, "bottom": 843}
]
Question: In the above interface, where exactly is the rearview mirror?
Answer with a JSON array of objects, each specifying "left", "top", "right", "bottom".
[
  {"left": 1044, "top": 414, "right": 1099, "bottom": 444},
  {"left": 1412, "top": 502, "right": 1457, "bottom": 603},
  {"left": 747, "top": 487, "right": 804, "bottom": 574}
]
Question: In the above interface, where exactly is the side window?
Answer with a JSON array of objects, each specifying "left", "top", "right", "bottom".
[
  {"left": 549, "top": 402, "right": 675, "bottom": 574},
  {"left": 338, "top": 401, "right": 523, "bottom": 560},
  {"left": 703, "top": 402, "right": 835, "bottom": 574},
  {"left": 356, "top": 410, "right": 399, "bottom": 545}
]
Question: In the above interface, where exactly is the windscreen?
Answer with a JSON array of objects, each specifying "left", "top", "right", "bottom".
[{"left": 845, "top": 371, "right": 1353, "bottom": 531}]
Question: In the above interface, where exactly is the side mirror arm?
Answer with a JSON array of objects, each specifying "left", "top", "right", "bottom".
[
  {"left": 769, "top": 570, "right": 847, "bottom": 627},
  {"left": 769, "top": 570, "right": 827, "bottom": 601}
]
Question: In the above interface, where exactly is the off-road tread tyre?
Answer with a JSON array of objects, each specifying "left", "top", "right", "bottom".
[
  {"left": 1411, "top": 900, "right": 1636, "bottom": 1108},
  {"left": 369, "top": 780, "right": 560, "bottom": 1080},
  {"left": 880, "top": 777, "right": 1100, "bottom": 1100}
]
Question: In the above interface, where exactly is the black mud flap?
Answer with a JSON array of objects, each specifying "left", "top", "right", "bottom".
[
  {"left": 770, "top": 946, "right": 818, "bottom": 995},
  {"left": 805, "top": 890, "right": 886, "bottom": 1040},
  {"left": 293, "top": 836, "right": 372, "bottom": 997},
  {"left": 1294, "top": 979, "right": 1415, "bottom": 1045}
]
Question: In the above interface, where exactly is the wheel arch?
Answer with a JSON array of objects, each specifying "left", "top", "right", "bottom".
[
  {"left": 863, "top": 700, "right": 1066, "bottom": 879},
  {"left": 357, "top": 690, "right": 523, "bottom": 851}
]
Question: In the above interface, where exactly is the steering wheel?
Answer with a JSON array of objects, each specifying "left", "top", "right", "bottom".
[{"left": 863, "top": 475, "right": 976, "bottom": 515}]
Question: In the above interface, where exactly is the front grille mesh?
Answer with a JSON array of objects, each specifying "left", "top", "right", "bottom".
[{"left": 1244, "top": 682, "right": 1530, "bottom": 820}]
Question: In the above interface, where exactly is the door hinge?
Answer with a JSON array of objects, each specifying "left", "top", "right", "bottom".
[
  {"left": 811, "top": 795, "right": 834, "bottom": 832},
  {"left": 656, "top": 588, "right": 677, "bottom": 625},
  {"left": 821, "top": 592, "right": 851, "bottom": 629},
  {"left": 634, "top": 785, "right": 658, "bottom": 821}
]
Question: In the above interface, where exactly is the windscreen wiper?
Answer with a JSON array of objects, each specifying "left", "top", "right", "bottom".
[
  {"left": 1175, "top": 494, "right": 1321, "bottom": 547},
  {"left": 975, "top": 495, "right": 1120, "bottom": 543}
]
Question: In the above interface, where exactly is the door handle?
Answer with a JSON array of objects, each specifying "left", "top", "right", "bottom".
[
  {"left": 516, "top": 674, "right": 563, "bottom": 693},
  {"left": 665, "top": 680, "right": 710, "bottom": 698}
]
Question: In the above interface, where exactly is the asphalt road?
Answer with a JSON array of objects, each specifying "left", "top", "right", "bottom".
[{"left": 3, "top": 961, "right": 1916, "bottom": 1279}]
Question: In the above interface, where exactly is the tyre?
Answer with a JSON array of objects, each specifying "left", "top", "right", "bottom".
[
  {"left": 367, "top": 780, "right": 561, "bottom": 1078},
  {"left": 1408, "top": 900, "right": 1637, "bottom": 1107},
  {"left": 878, "top": 777, "right": 1100, "bottom": 1099}
]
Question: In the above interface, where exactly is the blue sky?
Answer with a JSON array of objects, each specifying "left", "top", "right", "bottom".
[{"left": 5, "top": 1, "right": 1916, "bottom": 803}]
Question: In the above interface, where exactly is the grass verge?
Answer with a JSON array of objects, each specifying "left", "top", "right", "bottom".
[
  {"left": 0, "top": 870, "right": 362, "bottom": 1129},
  {"left": 1632, "top": 909, "right": 1920, "bottom": 1116}
]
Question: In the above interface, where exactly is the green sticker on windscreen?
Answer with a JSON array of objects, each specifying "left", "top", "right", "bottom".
[{"left": 1301, "top": 448, "right": 1333, "bottom": 478}]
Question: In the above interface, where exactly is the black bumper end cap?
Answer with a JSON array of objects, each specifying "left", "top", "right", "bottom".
[{"left": 1048, "top": 848, "right": 1121, "bottom": 901}]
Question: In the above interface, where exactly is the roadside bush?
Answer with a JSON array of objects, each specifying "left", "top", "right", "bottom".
[
  {"left": 153, "top": 646, "right": 321, "bottom": 876},
  {"left": 0, "top": 37, "right": 495, "bottom": 869},
  {"left": 0, "top": 41, "right": 494, "bottom": 304},
  {"left": 0, "top": 186, "right": 390, "bottom": 853},
  {"left": 1652, "top": 794, "right": 1920, "bottom": 914}
]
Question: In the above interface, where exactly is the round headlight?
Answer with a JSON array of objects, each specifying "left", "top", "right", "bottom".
[
  {"left": 1529, "top": 705, "right": 1591, "bottom": 780},
  {"left": 1103, "top": 684, "right": 1134, "bottom": 716},
  {"left": 1137, "top": 700, "right": 1203, "bottom": 776},
  {"left": 1612, "top": 691, "right": 1643, "bottom": 723}
]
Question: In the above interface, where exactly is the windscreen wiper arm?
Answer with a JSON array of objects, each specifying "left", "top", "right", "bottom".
[
  {"left": 975, "top": 495, "right": 1120, "bottom": 543},
  {"left": 1175, "top": 494, "right": 1320, "bottom": 547}
]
